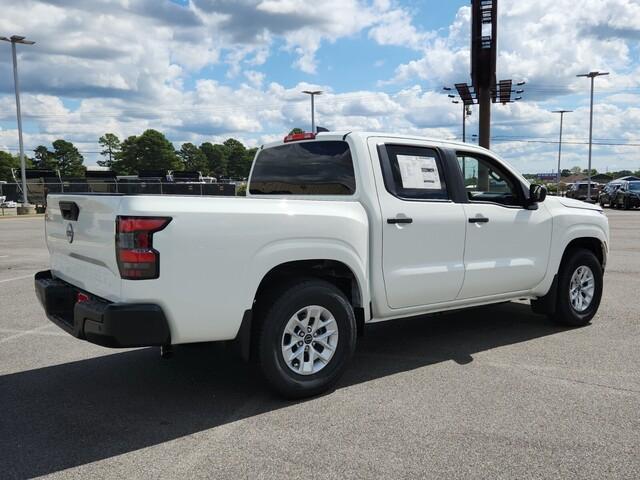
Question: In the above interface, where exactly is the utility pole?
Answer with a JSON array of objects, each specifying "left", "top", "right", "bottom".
[
  {"left": 552, "top": 110, "right": 572, "bottom": 195},
  {"left": 576, "top": 71, "right": 609, "bottom": 202},
  {"left": 1, "top": 35, "right": 35, "bottom": 207},
  {"left": 302, "top": 90, "right": 322, "bottom": 134}
]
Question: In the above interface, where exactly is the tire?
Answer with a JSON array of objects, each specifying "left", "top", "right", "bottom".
[
  {"left": 256, "top": 278, "right": 357, "bottom": 399},
  {"left": 551, "top": 248, "right": 603, "bottom": 327},
  {"left": 624, "top": 197, "right": 631, "bottom": 210}
]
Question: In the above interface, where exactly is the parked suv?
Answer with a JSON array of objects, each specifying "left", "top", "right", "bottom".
[
  {"left": 598, "top": 182, "right": 622, "bottom": 208},
  {"left": 566, "top": 182, "right": 600, "bottom": 202},
  {"left": 612, "top": 181, "right": 640, "bottom": 209}
]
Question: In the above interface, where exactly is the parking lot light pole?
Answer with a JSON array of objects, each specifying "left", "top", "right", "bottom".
[
  {"left": 577, "top": 71, "right": 609, "bottom": 202},
  {"left": 552, "top": 110, "right": 572, "bottom": 195},
  {"left": 302, "top": 90, "right": 322, "bottom": 134},
  {"left": 1, "top": 35, "right": 35, "bottom": 207}
]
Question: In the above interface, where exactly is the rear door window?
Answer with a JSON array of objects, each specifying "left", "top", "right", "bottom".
[
  {"left": 379, "top": 145, "right": 449, "bottom": 200},
  {"left": 250, "top": 141, "right": 355, "bottom": 195}
]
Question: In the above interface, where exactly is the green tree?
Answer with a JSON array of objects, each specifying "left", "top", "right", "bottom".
[
  {"left": 570, "top": 166, "right": 582, "bottom": 175},
  {"left": 178, "top": 142, "right": 207, "bottom": 172},
  {"left": 288, "top": 127, "right": 304, "bottom": 135},
  {"left": 0, "top": 151, "right": 30, "bottom": 182},
  {"left": 200, "top": 142, "right": 228, "bottom": 178},
  {"left": 52, "top": 140, "right": 85, "bottom": 177},
  {"left": 560, "top": 169, "right": 572, "bottom": 177},
  {"left": 613, "top": 170, "right": 633, "bottom": 178},
  {"left": 111, "top": 130, "right": 180, "bottom": 174},
  {"left": 112, "top": 135, "right": 139, "bottom": 175},
  {"left": 243, "top": 147, "right": 258, "bottom": 178},
  {"left": 33, "top": 145, "right": 55, "bottom": 170},
  {"left": 98, "top": 133, "right": 121, "bottom": 168},
  {"left": 224, "top": 138, "right": 247, "bottom": 178}
]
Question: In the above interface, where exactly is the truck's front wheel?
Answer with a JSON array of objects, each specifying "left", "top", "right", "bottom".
[
  {"left": 552, "top": 248, "right": 603, "bottom": 326},
  {"left": 256, "top": 278, "right": 357, "bottom": 399}
]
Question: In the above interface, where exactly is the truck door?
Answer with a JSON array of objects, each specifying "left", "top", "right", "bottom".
[
  {"left": 455, "top": 150, "right": 553, "bottom": 299},
  {"left": 372, "top": 142, "right": 466, "bottom": 309}
]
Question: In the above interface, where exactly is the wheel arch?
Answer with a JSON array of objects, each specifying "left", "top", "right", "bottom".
[
  {"left": 561, "top": 237, "right": 606, "bottom": 269},
  {"left": 236, "top": 251, "right": 369, "bottom": 362}
]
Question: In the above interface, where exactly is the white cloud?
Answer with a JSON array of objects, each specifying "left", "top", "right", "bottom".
[{"left": 0, "top": 0, "right": 638, "bottom": 173}]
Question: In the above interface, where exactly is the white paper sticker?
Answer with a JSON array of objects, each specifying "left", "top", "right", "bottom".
[{"left": 396, "top": 155, "right": 442, "bottom": 190}]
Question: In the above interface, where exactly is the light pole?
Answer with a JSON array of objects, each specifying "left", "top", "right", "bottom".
[
  {"left": 552, "top": 110, "right": 572, "bottom": 195},
  {"left": 451, "top": 101, "right": 472, "bottom": 142},
  {"left": 1, "top": 35, "right": 35, "bottom": 207},
  {"left": 302, "top": 90, "right": 322, "bottom": 134},
  {"left": 576, "top": 71, "right": 609, "bottom": 202}
]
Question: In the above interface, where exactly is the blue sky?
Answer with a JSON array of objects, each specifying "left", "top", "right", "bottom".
[{"left": 0, "top": 0, "right": 639, "bottom": 172}]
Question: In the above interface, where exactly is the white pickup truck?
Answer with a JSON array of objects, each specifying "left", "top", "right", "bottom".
[{"left": 36, "top": 131, "right": 609, "bottom": 398}]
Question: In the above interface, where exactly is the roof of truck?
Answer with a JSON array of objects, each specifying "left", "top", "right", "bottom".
[{"left": 261, "top": 131, "right": 491, "bottom": 154}]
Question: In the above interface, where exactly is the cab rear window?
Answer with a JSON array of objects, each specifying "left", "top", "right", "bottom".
[{"left": 249, "top": 141, "right": 355, "bottom": 195}]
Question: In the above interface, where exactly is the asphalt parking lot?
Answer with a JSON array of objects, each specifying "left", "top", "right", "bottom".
[{"left": 1, "top": 211, "right": 639, "bottom": 479}]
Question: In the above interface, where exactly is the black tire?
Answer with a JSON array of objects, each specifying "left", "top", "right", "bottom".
[
  {"left": 551, "top": 248, "right": 603, "bottom": 326},
  {"left": 256, "top": 278, "right": 357, "bottom": 399}
]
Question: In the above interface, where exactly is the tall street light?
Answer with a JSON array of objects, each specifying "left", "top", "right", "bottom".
[
  {"left": 552, "top": 110, "right": 572, "bottom": 195},
  {"left": 576, "top": 71, "right": 609, "bottom": 202},
  {"left": 444, "top": 87, "right": 472, "bottom": 143},
  {"left": 302, "top": 90, "right": 322, "bottom": 134},
  {"left": 450, "top": 100, "right": 472, "bottom": 143},
  {"left": 1, "top": 35, "right": 35, "bottom": 207}
]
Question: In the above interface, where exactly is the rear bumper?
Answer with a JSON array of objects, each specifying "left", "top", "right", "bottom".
[{"left": 34, "top": 270, "right": 170, "bottom": 348}]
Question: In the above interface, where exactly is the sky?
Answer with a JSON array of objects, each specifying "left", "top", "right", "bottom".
[{"left": 0, "top": 0, "right": 639, "bottom": 173}]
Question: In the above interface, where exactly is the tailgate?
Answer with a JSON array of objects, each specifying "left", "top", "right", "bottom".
[{"left": 46, "top": 194, "right": 123, "bottom": 301}]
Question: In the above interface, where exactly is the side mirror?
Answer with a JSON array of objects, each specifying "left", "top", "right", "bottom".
[{"left": 528, "top": 184, "right": 547, "bottom": 208}]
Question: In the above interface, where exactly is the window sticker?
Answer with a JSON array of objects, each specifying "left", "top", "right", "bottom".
[{"left": 396, "top": 155, "right": 442, "bottom": 190}]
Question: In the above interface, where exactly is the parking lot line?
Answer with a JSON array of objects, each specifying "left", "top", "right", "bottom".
[
  {"left": 0, "top": 273, "right": 35, "bottom": 284},
  {"left": 0, "top": 324, "right": 56, "bottom": 344}
]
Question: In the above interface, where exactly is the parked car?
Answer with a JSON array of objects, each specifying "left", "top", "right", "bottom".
[
  {"left": 0, "top": 200, "right": 17, "bottom": 208},
  {"left": 566, "top": 181, "right": 601, "bottom": 202},
  {"left": 611, "top": 180, "right": 640, "bottom": 209},
  {"left": 598, "top": 181, "right": 623, "bottom": 208},
  {"left": 35, "top": 131, "right": 609, "bottom": 398}
]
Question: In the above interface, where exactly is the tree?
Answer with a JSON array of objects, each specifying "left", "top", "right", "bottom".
[
  {"left": 560, "top": 169, "right": 572, "bottom": 177},
  {"left": 224, "top": 138, "right": 247, "bottom": 178},
  {"left": 0, "top": 151, "right": 28, "bottom": 182},
  {"left": 570, "top": 166, "right": 582, "bottom": 175},
  {"left": 200, "top": 142, "right": 227, "bottom": 178},
  {"left": 33, "top": 145, "right": 55, "bottom": 170},
  {"left": 178, "top": 142, "right": 207, "bottom": 172},
  {"left": 111, "top": 129, "right": 180, "bottom": 175},
  {"left": 243, "top": 147, "right": 258, "bottom": 177},
  {"left": 52, "top": 140, "right": 85, "bottom": 177},
  {"left": 288, "top": 127, "right": 304, "bottom": 135},
  {"left": 112, "top": 135, "right": 139, "bottom": 175},
  {"left": 98, "top": 133, "right": 121, "bottom": 168},
  {"left": 613, "top": 170, "right": 633, "bottom": 179}
]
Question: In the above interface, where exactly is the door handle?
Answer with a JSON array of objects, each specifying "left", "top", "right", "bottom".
[
  {"left": 59, "top": 201, "right": 80, "bottom": 221},
  {"left": 468, "top": 217, "right": 489, "bottom": 224},
  {"left": 387, "top": 217, "right": 413, "bottom": 224}
]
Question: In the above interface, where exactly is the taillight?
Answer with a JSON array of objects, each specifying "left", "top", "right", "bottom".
[{"left": 116, "top": 216, "right": 171, "bottom": 280}]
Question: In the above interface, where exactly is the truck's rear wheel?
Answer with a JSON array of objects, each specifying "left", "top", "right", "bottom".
[
  {"left": 256, "top": 278, "right": 357, "bottom": 399},
  {"left": 552, "top": 248, "right": 603, "bottom": 326}
]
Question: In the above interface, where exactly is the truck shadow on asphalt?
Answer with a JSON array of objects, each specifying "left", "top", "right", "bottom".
[{"left": 1, "top": 302, "right": 571, "bottom": 478}]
